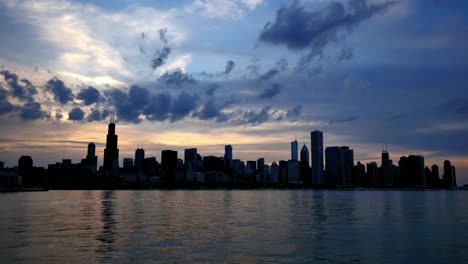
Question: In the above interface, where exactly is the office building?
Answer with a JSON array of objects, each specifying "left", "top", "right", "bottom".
[
  {"left": 103, "top": 120, "right": 119, "bottom": 171},
  {"left": 161, "top": 150, "right": 177, "bottom": 183},
  {"left": 135, "top": 147, "right": 145, "bottom": 171},
  {"left": 291, "top": 140, "right": 298, "bottom": 161},
  {"left": 184, "top": 148, "right": 198, "bottom": 169},
  {"left": 311, "top": 131, "right": 324, "bottom": 185}
]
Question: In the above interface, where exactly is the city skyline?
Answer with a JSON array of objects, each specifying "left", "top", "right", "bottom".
[
  {"left": 0, "top": 120, "right": 460, "bottom": 188},
  {"left": 0, "top": 0, "right": 467, "bottom": 184},
  {"left": 0, "top": 118, "right": 466, "bottom": 185}
]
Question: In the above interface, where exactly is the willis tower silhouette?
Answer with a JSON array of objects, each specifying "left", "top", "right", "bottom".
[{"left": 103, "top": 114, "right": 119, "bottom": 171}]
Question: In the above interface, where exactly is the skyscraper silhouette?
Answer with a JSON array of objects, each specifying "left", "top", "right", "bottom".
[
  {"left": 103, "top": 119, "right": 119, "bottom": 171},
  {"left": 381, "top": 145, "right": 390, "bottom": 166},
  {"left": 135, "top": 147, "right": 145, "bottom": 171},
  {"left": 311, "top": 131, "right": 324, "bottom": 185},
  {"left": 85, "top": 142, "right": 98, "bottom": 174},
  {"left": 291, "top": 140, "right": 298, "bottom": 161},
  {"left": 300, "top": 144, "right": 309, "bottom": 164},
  {"left": 224, "top": 145, "right": 233, "bottom": 170},
  {"left": 184, "top": 148, "right": 197, "bottom": 169}
]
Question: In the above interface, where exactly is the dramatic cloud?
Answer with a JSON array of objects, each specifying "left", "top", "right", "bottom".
[
  {"left": 196, "top": 100, "right": 228, "bottom": 122},
  {"left": 0, "top": 70, "right": 36, "bottom": 102},
  {"left": 77, "top": 86, "right": 101, "bottom": 106},
  {"left": 152, "top": 28, "right": 172, "bottom": 70},
  {"left": 18, "top": 102, "right": 49, "bottom": 121},
  {"left": 259, "top": 0, "right": 395, "bottom": 63},
  {"left": 68, "top": 107, "right": 85, "bottom": 121},
  {"left": 45, "top": 77, "right": 74, "bottom": 105},
  {"left": 258, "top": 59, "right": 288, "bottom": 81},
  {"left": 143, "top": 93, "right": 172, "bottom": 121},
  {"left": 224, "top": 60, "right": 236, "bottom": 74},
  {"left": 86, "top": 108, "right": 111, "bottom": 122},
  {"left": 170, "top": 92, "right": 199, "bottom": 122},
  {"left": 258, "top": 83, "right": 281, "bottom": 99},
  {"left": 0, "top": 86, "right": 14, "bottom": 114},
  {"left": 106, "top": 85, "right": 199, "bottom": 123},
  {"left": 206, "top": 85, "right": 218, "bottom": 96},
  {"left": 159, "top": 69, "right": 196, "bottom": 86},
  {"left": 240, "top": 105, "right": 273, "bottom": 125}
]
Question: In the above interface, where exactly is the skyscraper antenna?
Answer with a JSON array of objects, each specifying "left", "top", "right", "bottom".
[{"left": 110, "top": 112, "right": 115, "bottom": 124}]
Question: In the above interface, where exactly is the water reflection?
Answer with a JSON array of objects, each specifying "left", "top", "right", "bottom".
[
  {"left": 96, "top": 191, "right": 116, "bottom": 256},
  {"left": 0, "top": 190, "right": 467, "bottom": 263}
]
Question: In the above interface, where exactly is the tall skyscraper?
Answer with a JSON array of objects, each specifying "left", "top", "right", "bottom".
[
  {"left": 224, "top": 145, "right": 233, "bottom": 170},
  {"left": 300, "top": 144, "right": 309, "bottom": 164},
  {"left": 399, "top": 155, "right": 425, "bottom": 188},
  {"left": 443, "top": 160, "right": 457, "bottom": 188},
  {"left": 85, "top": 142, "right": 98, "bottom": 174},
  {"left": 135, "top": 147, "right": 145, "bottom": 171},
  {"left": 257, "top": 158, "right": 265, "bottom": 183},
  {"left": 103, "top": 119, "right": 119, "bottom": 171},
  {"left": 300, "top": 144, "right": 310, "bottom": 185},
  {"left": 291, "top": 140, "right": 298, "bottom": 161},
  {"left": 311, "top": 131, "right": 324, "bottom": 185},
  {"left": 341, "top": 146, "right": 354, "bottom": 187},
  {"left": 161, "top": 150, "right": 178, "bottom": 183},
  {"left": 381, "top": 145, "right": 390, "bottom": 166},
  {"left": 270, "top": 162, "right": 279, "bottom": 183},
  {"left": 184, "top": 148, "right": 197, "bottom": 169},
  {"left": 325, "top": 146, "right": 354, "bottom": 187}
]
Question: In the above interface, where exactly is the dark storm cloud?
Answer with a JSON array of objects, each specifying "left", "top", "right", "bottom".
[
  {"left": 159, "top": 69, "right": 196, "bottom": 86},
  {"left": 0, "top": 70, "right": 36, "bottom": 102},
  {"left": 196, "top": 100, "right": 228, "bottom": 122},
  {"left": 45, "top": 77, "right": 74, "bottom": 105},
  {"left": 206, "top": 84, "right": 218, "bottom": 96},
  {"left": 258, "top": 83, "right": 281, "bottom": 99},
  {"left": 224, "top": 60, "right": 236, "bottom": 74},
  {"left": 106, "top": 85, "right": 199, "bottom": 123},
  {"left": 86, "top": 108, "right": 111, "bottom": 122},
  {"left": 143, "top": 93, "right": 172, "bottom": 121},
  {"left": 68, "top": 107, "right": 85, "bottom": 121},
  {"left": 258, "top": 59, "right": 288, "bottom": 81},
  {"left": 0, "top": 90, "right": 14, "bottom": 115},
  {"left": 77, "top": 86, "right": 101, "bottom": 105},
  {"left": 18, "top": 102, "right": 49, "bottom": 121},
  {"left": 240, "top": 106, "right": 273, "bottom": 125},
  {"left": 259, "top": 0, "right": 395, "bottom": 63},
  {"left": 151, "top": 28, "right": 171, "bottom": 70},
  {"left": 106, "top": 88, "right": 142, "bottom": 123},
  {"left": 198, "top": 60, "right": 236, "bottom": 78},
  {"left": 151, "top": 46, "right": 171, "bottom": 70},
  {"left": 170, "top": 92, "right": 199, "bottom": 122}
]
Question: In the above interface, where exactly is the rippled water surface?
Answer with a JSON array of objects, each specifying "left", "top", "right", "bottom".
[{"left": 0, "top": 190, "right": 467, "bottom": 263}]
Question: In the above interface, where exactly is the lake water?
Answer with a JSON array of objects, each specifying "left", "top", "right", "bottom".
[{"left": 0, "top": 190, "right": 467, "bottom": 263}]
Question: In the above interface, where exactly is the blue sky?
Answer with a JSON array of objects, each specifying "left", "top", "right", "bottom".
[{"left": 0, "top": 0, "right": 467, "bottom": 183}]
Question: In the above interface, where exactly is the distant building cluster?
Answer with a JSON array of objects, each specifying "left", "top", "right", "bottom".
[{"left": 0, "top": 122, "right": 460, "bottom": 190}]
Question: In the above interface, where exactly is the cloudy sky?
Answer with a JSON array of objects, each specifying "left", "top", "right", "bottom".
[{"left": 0, "top": 0, "right": 467, "bottom": 183}]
